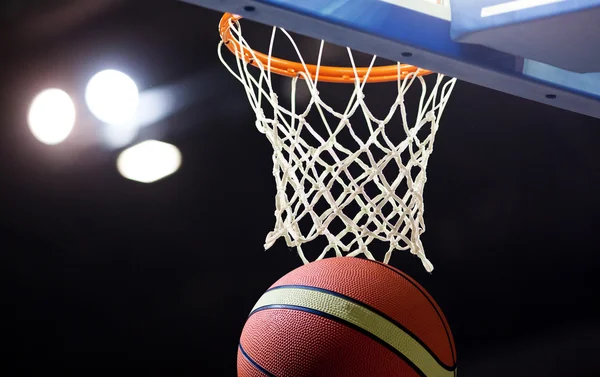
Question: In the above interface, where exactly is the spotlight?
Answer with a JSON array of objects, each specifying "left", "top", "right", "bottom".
[
  {"left": 117, "top": 140, "right": 182, "bottom": 183},
  {"left": 85, "top": 69, "right": 139, "bottom": 125},
  {"left": 28, "top": 88, "right": 76, "bottom": 145}
]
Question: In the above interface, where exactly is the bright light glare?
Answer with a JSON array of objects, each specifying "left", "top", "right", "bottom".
[
  {"left": 28, "top": 89, "right": 76, "bottom": 145},
  {"left": 100, "top": 89, "right": 175, "bottom": 149},
  {"left": 117, "top": 140, "right": 181, "bottom": 183},
  {"left": 85, "top": 69, "right": 139, "bottom": 125},
  {"left": 102, "top": 123, "right": 139, "bottom": 149}
]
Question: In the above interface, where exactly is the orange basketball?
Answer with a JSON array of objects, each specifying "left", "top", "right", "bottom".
[{"left": 238, "top": 257, "right": 457, "bottom": 377}]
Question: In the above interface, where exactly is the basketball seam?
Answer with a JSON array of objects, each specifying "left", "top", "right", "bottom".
[
  {"left": 260, "top": 284, "right": 455, "bottom": 371},
  {"left": 239, "top": 343, "right": 277, "bottom": 377},
  {"left": 363, "top": 259, "right": 457, "bottom": 368},
  {"left": 251, "top": 304, "right": 428, "bottom": 377}
]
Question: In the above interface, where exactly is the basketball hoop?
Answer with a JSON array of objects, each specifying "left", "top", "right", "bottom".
[
  {"left": 219, "top": 13, "right": 434, "bottom": 83},
  {"left": 218, "top": 13, "right": 457, "bottom": 272}
]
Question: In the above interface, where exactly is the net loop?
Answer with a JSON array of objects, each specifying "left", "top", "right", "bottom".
[{"left": 218, "top": 13, "right": 457, "bottom": 272}]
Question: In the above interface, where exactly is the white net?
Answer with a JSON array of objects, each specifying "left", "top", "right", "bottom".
[{"left": 219, "top": 17, "right": 457, "bottom": 272}]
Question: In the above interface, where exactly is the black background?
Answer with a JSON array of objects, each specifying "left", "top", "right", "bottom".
[{"left": 1, "top": 1, "right": 599, "bottom": 375}]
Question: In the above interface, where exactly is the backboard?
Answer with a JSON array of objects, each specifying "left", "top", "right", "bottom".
[{"left": 182, "top": 0, "right": 600, "bottom": 119}]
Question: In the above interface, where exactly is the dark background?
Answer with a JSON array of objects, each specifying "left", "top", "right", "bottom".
[{"left": 1, "top": 1, "right": 599, "bottom": 375}]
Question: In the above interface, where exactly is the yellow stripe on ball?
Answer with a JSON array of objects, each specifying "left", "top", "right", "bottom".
[{"left": 252, "top": 286, "right": 454, "bottom": 377}]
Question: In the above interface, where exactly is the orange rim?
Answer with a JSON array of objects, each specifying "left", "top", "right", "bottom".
[{"left": 219, "top": 13, "right": 434, "bottom": 84}]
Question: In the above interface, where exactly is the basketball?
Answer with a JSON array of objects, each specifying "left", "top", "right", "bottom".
[{"left": 238, "top": 257, "right": 457, "bottom": 377}]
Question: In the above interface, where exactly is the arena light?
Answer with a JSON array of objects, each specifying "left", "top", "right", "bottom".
[
  {"left": 116, "top": 140, "right": 181, "bottom": 183},
  {"left": 85, "top": 69, "right": 139, "bottom": 125},
  {"left": 28, "top": 89, "right": 76, "bottom": 145}
]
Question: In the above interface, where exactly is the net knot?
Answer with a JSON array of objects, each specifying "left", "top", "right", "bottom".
[
  {"left": 254, "top": 109, "right": 267, "bottom": 133},
  {"left": 255, "top": 108, "right": 266, "bottom": 119},
  {"left": 425, "top": 111, "right": 436, "bottom": 122},
  {"left": 269, "top": 92, "right": 279, "bottom": 104}
]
